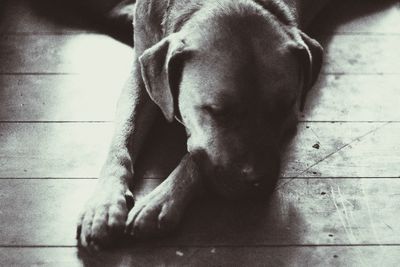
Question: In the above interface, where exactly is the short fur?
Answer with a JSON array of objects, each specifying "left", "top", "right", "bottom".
[{"left": 77, "top": 0, "right": 329, "bottom": 250}]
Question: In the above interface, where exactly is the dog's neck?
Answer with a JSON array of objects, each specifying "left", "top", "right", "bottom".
[
  {"left": 256, "top": 0, "right": 331, "bottom": 28},
  {"left": 164, "top": 0, "right": 289, "bottom": 34},
  {"left": 161, "top": 0, "right": 328, "bottom": 35}
]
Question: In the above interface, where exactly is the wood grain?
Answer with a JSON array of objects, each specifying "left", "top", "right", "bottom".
[
  {"left": 0, "top": 178, "right": 399, "bottom": 246},
  {"left": 0, "top": 123, "right": 113, "bottom": 178},
  {"left": 1, "top": 122, "right": 398, "bottom": 179},
  {"left": 319, "top": 35, "right": 400, "bottom": 74},
  {"left": 0, "top": 74, "right": 122, "bottom": 122},
  {"left": 0, "top": 34, "right": 132, "bottom": 74},
  {"left": 304, "top": 74, "right": 400, "bottom": 122},
  {"left": 2, "top": 74, "right": 399, "bottom": 122},
  {"left": 0, "top": 0, "right": 97, "bottom": 34},
  {"left": 0, "top": 121, "right": 187, "bottom": 179},
  {"left": 1, "top": 246, "right": 400, "bottom": 267},
  {"left": 0, "top": 34, "right": 398, "bottom": 74},
  {"left": 301, "top": 122, "right": 400, "bottom": 177},
  {"left": 1, "top": 0, "right": 400, "bottom": 265}
]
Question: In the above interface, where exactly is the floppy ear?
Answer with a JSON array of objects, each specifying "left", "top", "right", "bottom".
[
  {"left": 139, "top": 35, "right": 188, "bottom": 122},
  {"left": 294, "top": 31, "right": 323, "bottom": 111}
]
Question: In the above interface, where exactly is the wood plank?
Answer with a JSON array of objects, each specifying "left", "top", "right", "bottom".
[
  {"left": 0, "top": 34, "right": 132, "bottom": 74},
  {"left": 302, "top": 122, "right": 400, "bottom": 177},
  {"left": 1, "top": 122, "right": 399, "bottom": 178},
  {"left": 1, "top": 178, "right": 400, "bottom": 246},
  {"left": 0, "top": 123, "right": 114, "bottom": 178},
  {"left": 304, "top": 74, "right": 400, "bottom": 122},
  {"left": 281, "top": 122, "right": 383, "bottom": 178},
  {"left": 1, "top": 74, "right": 399, "bottom": 122},
  {"left": 1, "top": 246, "right": 400, "bottom": 267},
  {"left": 0, "top": 34, "right": 398, "bottom": 74},
  {"left": 311, "top": 0, "right": 400, "bottom": 34},
  {"left": 319, "top": 34, "right": 400, "bottom": 74},
  {"left": 0, "top": 0, "right": 96, "bottom": 34},
  {"left": 284, "top": 122, "right": 400, "bottom": 178},
  {"left": 0, "top": 121, "right": 187, "bottom": 179},
  {"left": 0, "top": 74, "right": 123, "bottom": 122}
]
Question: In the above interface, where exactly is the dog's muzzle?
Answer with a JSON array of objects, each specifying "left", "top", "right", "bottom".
[{"left": 198, "top": 154, "right": 280, "bottom": 199}]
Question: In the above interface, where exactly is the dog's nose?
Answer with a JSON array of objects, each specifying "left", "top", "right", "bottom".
[
  {"left": 241, "top": 165, "right": 254, "bottom": 176},
  {"left": 240, "top": 165, "right": 263, "bottom": 187}
]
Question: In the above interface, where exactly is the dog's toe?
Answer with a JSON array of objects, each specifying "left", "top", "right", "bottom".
[
  {"left": 90, "top": 209, "right": 111, "bottom": 245},
  {"left": 158, "top": 203, "right": 181, "bottom": 231},
  {"left": 125, "top": 202, "right": 145, "bottom": 236},
  {"left": 134, "top": 205, "right": 162, "bottom": 236},
  {"left": 125, "top": 193, "right": 182, "bottom": 238},
  {"left": 77, "top": 190, "right": 129, "bottom": 249}
]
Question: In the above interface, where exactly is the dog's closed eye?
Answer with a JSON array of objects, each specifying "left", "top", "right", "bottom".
[{"left": 201, "top": 104, "right": 247, "bottom": 122}]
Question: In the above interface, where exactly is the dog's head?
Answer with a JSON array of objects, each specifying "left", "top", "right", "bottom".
[{"left": 139, "top": 1, "right": 322, "bottom": 199}]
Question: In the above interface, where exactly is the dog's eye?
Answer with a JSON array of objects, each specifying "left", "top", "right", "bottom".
[
  {"left": 202, "top": 105, "right": 245, "bottom": 123},
  {"left": 202, "top": 105, "right": 224, "bottom": 115},
  {"left": 201, "top": 105, "right": 231, "bottom": 121}
]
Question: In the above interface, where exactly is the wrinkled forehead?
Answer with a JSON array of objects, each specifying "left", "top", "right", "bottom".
[
  {"left": 183, "top": 13, "right": 297, "bottom": 90},
  {"left": 182, "top": 34, "right": 299, "bottom": 107},
  {"left": 178, "top": 7, "right": 302, "bottom": 105}
]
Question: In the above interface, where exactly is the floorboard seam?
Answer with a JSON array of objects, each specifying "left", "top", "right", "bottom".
[
  {"left": 1, "top": 121, "right": 400, "bottom": 124},
  {"left": 274, "top": 122, "right": 392, "bottom": 191},
  {"left": 0, "top": 177, "right": 399, "bottom": 180},
  {"left": 2, "top": 244, "right": 400, "bottom": 248}
]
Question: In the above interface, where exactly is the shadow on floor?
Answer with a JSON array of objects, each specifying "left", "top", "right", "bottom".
[
  {"left": 74, "top": 113, "right": 306, "bottom": 266},
  {"left": 24, "top": 0, "right": 134, "bottom": 46},
  {"left": 308, "top": 0, "right": 398, "bottom": 36},
  {"left": 76, "top": 198, "right": 305, "bottom": 266},
  {"left": 304, "top": 0, "right": 399, "bottom": 118}
]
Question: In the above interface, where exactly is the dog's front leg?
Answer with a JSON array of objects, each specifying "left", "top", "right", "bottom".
[
  {"left": 125, "top": 153, "right": 204, "bottom": 238},
  {"left": 77, "top": 56, "right": 158, "bottom": 250}
]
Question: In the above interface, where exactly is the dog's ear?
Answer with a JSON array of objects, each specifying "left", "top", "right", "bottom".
[
  {"left": 139, "top": 34, "right": 189, "bottom": 122},
  {"left": 293, "top": 31, "right": 323, "bottom": 111}
]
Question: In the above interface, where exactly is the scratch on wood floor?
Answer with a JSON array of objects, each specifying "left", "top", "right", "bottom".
[
  {"left": 275, "top": 122, "right": 392, "bottom": 192},
  {"left": 309, "top": 127, "right": 321, "bottom": 144},
  {"left": 384, "top": 222, "right": 393, "bottom": 231},
  {"left": 331, "top": 185, "right": 369, "bottom": 267},
  {"left": 331, "top": 185, "right": 357, "bottom": 243},
  {"left": 361, "top": 181, "right": 386, "bottom": 258}
]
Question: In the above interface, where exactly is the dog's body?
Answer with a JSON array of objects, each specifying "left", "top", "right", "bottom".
[{"left": 77, "top": 0, "right": 329, "bottom": 249}]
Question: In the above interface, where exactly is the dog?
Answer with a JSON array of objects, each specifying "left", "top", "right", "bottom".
[{"left": 76, "top": 0, "right": 328, "bottom": 250}]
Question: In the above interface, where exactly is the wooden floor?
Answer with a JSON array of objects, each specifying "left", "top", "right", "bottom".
[{"left": 1, "top": 0, "right": 400, "bottom": 266}]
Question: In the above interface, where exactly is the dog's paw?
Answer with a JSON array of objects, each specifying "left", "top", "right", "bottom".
[
  {"left": 76, "top": 185, "right": 133, "bottom": 250},
  {"left": 125, "top": 186, "right": 183, "bottom": 238}
]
